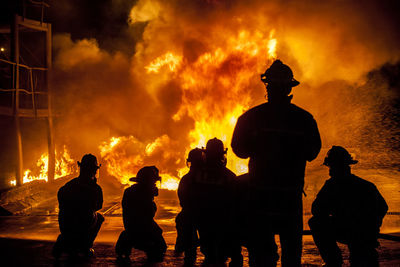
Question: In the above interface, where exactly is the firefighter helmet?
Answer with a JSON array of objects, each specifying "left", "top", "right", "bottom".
[
  {"left": 78, "top": 154, "right": 101, "bottom": 169},
  {"left": 261, "top": 59, "right": 300, "bottom": 87},
  {"left": 187, "top": 148, "right": 205, "bottom": 163},
  {"left": 206, "top": 138, "right": 227, "bottom": 156},
  {"left": 323, "top": 146, "right": 358, "bottom": 167},
  {"left": 129, "top": 166, "right": 161, "bottom": 183}
]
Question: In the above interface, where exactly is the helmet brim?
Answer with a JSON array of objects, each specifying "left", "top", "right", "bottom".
[
  {"left": 291, "top": 79, "right": 300, "bottom": 87},
  {"left": 129, "top": 176, "right": 161, "bottom": 182}
]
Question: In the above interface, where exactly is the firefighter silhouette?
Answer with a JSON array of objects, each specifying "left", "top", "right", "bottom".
[
  {"left": 115, "top": 166, "right": 167, "bottom": 263},
  {"left": 189, "top": 138, "right": 242, "bottom": 266},
  {"left": 175, "top": 148, "right": 204, "bottom": 265},
  {"left": 52, "top": 154, "right": 104, "bottom": 259},
  {"left": 309, "top": 146, "right": 388, "bottom": 266},
  {"left": 232, "top": 60, "right": 321, "bottom": 266}
]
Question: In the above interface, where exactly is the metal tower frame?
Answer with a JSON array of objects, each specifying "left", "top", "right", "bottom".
[{"left": 0, "top": 10, "right": 54, "bottom": 186}]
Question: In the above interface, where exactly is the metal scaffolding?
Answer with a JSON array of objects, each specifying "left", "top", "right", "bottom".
[{"left": 0, "top": 3, "right": 54, "bottom": 186}]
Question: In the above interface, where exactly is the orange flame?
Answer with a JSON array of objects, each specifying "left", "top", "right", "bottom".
[
  {"left": 99, "top": 135, "right": 182, "bottom": 190},
  {"left": 145, "top": 52, "right": 182, "bottom": 73},
  {"left": 9, "top": 146, "right": 76, "bottom": 186},
  {"left": 268, "top": 29, "right": 277, "bottom": 60},
  {"left": 98, "top": 29, "right": 279, "bottom": 190}
]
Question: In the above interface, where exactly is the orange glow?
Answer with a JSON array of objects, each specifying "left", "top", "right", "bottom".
[
  {"left": 267, "top": 29, "right": 277, "bottom": 60},
  {"left": 99, "top": 136, "right": 145, "bottom": 185},
  {"left": 55, "top": 146, "right": 76, "bottom": 178},
  {"left": 98, "top": 29, "right": 279, "bottom": 189},
  {"left": 9, "top": 146, "right": 76, "bottom": 186},
  {"left": 145, "top": 52, "right": 182, "bottom": 73},
  {"left": 99, "top": 135, "right": 181, "bottom": 189},
  {"left": 159, "top": 174, "right": 179, "bottom": 191}
]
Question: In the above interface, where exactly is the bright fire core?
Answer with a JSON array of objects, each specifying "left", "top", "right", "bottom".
[{"left": 98, "top": 29, "right": 278, "bottom": 190}]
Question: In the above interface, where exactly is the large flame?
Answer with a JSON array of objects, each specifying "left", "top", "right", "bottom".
[
  {"left": 50, "top": 0, "right": 400, "bottom": 193},
  {"left": 9, "top": 146, "right": 76, "bottom": 186},
  {"left": 98, "top": 29, "right": 277, "bottom": 190}
]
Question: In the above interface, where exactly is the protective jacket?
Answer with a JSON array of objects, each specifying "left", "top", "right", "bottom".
[
  {"left": 311, "top": 174, "right": 388, "bottom": 243},
  {"left": 122, "top": 183, "right": 159, "bottom": 234},
  {"left": 116, "top": 182, "right": 166, "bottom": 259},
  {"left": 58, "top": 176, "right": 103, "bottom": 232},
  {"left": 232, "top": 101, "right": 321, "bottom": 193}
]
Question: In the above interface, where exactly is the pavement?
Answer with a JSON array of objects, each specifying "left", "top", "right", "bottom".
[
  {"left": 0, "top": 228, "right": 399, "bottom": 266},
  {"left": 0, "top": 167, "right": 400, "bottom": 266}
]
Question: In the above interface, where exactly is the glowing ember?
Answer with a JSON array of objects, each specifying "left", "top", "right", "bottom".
[{"left": 9, "top": 146, "right": 76, "bottom": 186}]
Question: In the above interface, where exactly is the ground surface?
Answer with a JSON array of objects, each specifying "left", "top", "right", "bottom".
[{"left": 0, "top": 167, "right": 399, "bottom": 266}]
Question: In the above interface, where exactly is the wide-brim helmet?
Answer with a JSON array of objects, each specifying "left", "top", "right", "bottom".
[
  {"left": 129, "top": 166, "right": 161, "bottom": 183},
  {"left": 323, "top": 146, "right": 358, "bottom": 167},
  {"left": 206, "top": 138, "right": 227, "bottom": 157},
  {"left": 187, "top": 148, "right": 205, "bottom": 163},
  {"left": 78, "top": 154, "right": 101, "bottom": 169},
  {"left": 261, "top": 59, "right": 300, "bottom": 87}
]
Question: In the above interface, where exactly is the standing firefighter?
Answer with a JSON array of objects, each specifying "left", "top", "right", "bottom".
[
  {"left": 192, "top": 138, "right": 241, "bottom": 266},
  {"left": 309, "top": 146, "right": 388, "bottom": 266},
  {"left": 52, "top": 154, "right": 104, "bottom": 258},
  {"left": 115, "top": 166, "right": 167, "bottom": 263},
  {"left": 175, "top": 148, "right": 204, "bottom": 265},
  {"left": 231, "top": 60, "right": 321, "bottom": 266}
]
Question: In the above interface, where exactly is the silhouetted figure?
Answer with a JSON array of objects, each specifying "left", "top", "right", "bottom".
[
  {"left": 309, "top": 146, "right": 388, "bottom": 266},
  {"left": 175, "top": 148, "right": 205, "bottom": 265},
  {"left": 52, "top": 154, "right": 104, "bottom": 258},
  {"left": 115, "top": 166, "right": 167, "bottom": 263},
  {"left": 191, "top": 138, "right": 242, "bottom": 266},
  {"left": 231, "top": 60, "right": 321, "bottom": 266}
]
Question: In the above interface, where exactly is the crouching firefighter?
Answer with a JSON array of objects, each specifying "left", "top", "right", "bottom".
[
  {"left": 52, "top": 154, "right": 104, "bottom": 258},
  {"left": 309, "top": 146, "right": 388, "bottom": 267},
  {"left": 115, "top": 166, "right": 167, "bottom": 262}
]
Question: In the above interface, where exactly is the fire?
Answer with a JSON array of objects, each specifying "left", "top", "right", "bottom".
[
  {"left": 23, "top": 153, "right": 49, "bottom": 184},
  {"left": 9, "top": 146, "right": 76, "bottom": 186},
  {"left": 98, "top": 29, "right": 279, "bottom": 189},
  {"left": 55, "top": 146, "right": 76, "bottom": 178},
  {"left": 159, "top": 174, "right": 181, "bottom": 191},
  {"left": 268, "top": 29, "right": 277, "bottom": 60},
  {"left": 99, "top": 135, "right": 182, "bottom": 190},
  {"left": 145, "top": 52, "right": 182, "bottom": 73},
  {"left": 187, "top": 105, "right": 249, "bottom": 175},
  {"left": 99, "top": 136, "right": 144, "bottom": 184},
  {"left": 177, "top": 29, "right": 279, "bottom": 175}
]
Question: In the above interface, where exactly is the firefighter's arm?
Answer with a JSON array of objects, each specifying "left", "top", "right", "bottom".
[
  {"left": 376, "top": 187, "right": 388, "bottom": 225},
  {"left": 231, "top": 115, "right": 253, "bottom": 159},
  {"left": 177, "top": 176, "right": 186, "bottom": 207},
  {"left": 95, "top": 186, "right": 103, "bottom": 211},
  {"left": 311, "top": 182, "right": 331, "bottom": 217},
  {"left": 305, "top": 117, "right": 321, "bottom": 162}
]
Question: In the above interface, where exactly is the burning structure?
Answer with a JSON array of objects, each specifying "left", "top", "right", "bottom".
[{"left": 0, "top": 0, "right": 399, "bottom": 192}]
